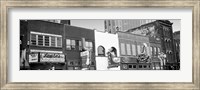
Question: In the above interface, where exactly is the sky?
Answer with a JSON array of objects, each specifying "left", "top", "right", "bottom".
[
  {"left": 70, "top": 19, "right": 181, "bottom": 32},
  {"left": 169, "top": 20, "right": 181, "bottom": 32}
]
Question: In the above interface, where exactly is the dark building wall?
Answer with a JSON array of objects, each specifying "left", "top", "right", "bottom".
[
  {"left": 27, "top": 20, "right": 64, "bottom": 52},
  {"left": 64, "top": 25, "right": 95, "bottom": 70},
  {"left": 28, "top": 20, "right": 63, "bottom": 35},
  {"left": 64, "top": 25, "right": 95, "bottom": 59},
  {"left": 20, "top": 20, "right": 28, "bottom": 50}
]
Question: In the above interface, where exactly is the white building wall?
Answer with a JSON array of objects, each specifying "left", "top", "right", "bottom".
[{"left": 95, "top": 30, "right": 120, "bottom": 70}]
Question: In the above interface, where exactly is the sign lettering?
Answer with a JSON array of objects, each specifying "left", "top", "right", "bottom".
[{"left": 40, "top": 53, "right": 65, "bottom": 62}]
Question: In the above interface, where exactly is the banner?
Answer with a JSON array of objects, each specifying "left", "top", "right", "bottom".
[
  {"left": 80, "top": 50, "right": 90, "bottom": 68},
  {"left": 29, "top": 53, "right": 38, "bottom": 63},
  {"left": 40, "top": 53, "right": 65, "bottom": 62}
]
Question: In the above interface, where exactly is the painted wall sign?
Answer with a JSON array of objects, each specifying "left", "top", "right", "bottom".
[
  {"left": 40, "top": 53, "right": 65, "bottom": 62},
  {"left": 29, "top": 53, "right": 38, "bottom": 63}
]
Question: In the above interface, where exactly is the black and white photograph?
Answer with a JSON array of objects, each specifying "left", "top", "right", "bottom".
[{"left": 20, "top": 19, "right": 180, "bottom": 70}]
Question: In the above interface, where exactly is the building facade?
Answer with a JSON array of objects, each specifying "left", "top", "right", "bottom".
[
  {"left": 127, "top": 20, "right": 178, "bottom": 70},
  {"left": 64, "top": 25, "right": 95, "bottom": 70},
  {"left": 118, "top": 32, "right": 153, "bottom": 70},
  {"left": 95, "top": 30, "right": 120, "bottom": 70},
  {"left": 20, "top": 20, "right": 95, "bottom": 70}
]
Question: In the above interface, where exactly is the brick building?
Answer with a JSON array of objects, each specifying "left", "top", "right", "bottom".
[
  {"left": 117, "top": 31, "right": 152, "bottom": 70},
  {"left": 20, "top": 20, "right": 95, "bottom": 70},
  {"left": 127, "top": 20, "right": 178, "bottom": 70}
]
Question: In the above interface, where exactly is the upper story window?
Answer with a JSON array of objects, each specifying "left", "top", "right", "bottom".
[
  {"left": 150, "top": 46, "right": 153, "bottom": 56},
  {"left": 120, "top": 43, "right": 126, "bottom": 55},
  {"left": 85, "top": 41, "right": 93, "bottom": 50},
  {"left": 66, "top": 39, "right": 76, "bottom": 50},
  {"left": 126, "top": 44, "right": 131, "bottom": 55},
  {"left": 71, "top": 40, "right": 76, "bottom": 50},
  {"left": 30, "top": 34, "right": 37, "bottom": 45},
  {"left": 37, "top": 35, "right": 43, "bottom": 46},
  {"left": 137, "top": 45, "right": 141, "bottom": 54},
  {"left": 98, "top": 46, "right": 105, "bottom": 56},
  {"left": 78, "top": 41, "right": 82, "bottom": 51},
  {"left": 44, "top": 36, "right": 50, "bottom": 46},
  {"left": 57, "top": 37, "right": 62, "bottom": 47},
  {"left": 30, "top": 31, "right": 62, "bottom": 48},
  {"left": 154, "top": 47, "right": 157, "bottom": 56},
  {"left": 132, "top": 44, "right": 136, "bottom": 55},
  {"left": 51, "top": 36, "right": 56, "bottom": 47}
]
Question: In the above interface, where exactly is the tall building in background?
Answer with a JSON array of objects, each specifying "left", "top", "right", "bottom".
[{"left": 104, "top": 20, "right": 155, "bottom": 34}]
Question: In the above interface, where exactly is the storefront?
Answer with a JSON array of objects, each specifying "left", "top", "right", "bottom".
[{"left": 28, "top": 50, "right": 66, "bottom": 70}]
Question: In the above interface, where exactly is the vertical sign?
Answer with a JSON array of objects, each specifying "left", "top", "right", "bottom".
[{"left": 80, "top": 50, "right": 90, "bottom": 68}]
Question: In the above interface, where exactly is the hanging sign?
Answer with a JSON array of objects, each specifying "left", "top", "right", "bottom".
[
  {"left": 29, "top": 53, "right": 38, "bottom": 63},
  {"left": 107, "top": 52, "right": 120, "bottom": 68},
  {"left": 80, "top": 50, "right": 90, "bottom": 68}
]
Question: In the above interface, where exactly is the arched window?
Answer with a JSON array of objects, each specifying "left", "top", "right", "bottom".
[{"left": 98, "top": 46, "right": 105, "bottom": 56}]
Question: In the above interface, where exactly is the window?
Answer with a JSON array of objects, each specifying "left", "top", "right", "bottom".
[
  {"left": 98, "top": 46, "right": 105, "bottom": 56},
  {"left": 150, "top": 47, "right": 153, "bottom": 56},
  {"left": 37, "top": 35, "right": 43, "bottom": 46},
  {"left": 154, "top": 47, "right": 157, "bottom": 55},
  {"left": 120, "top": 43, "right": 126, "bottom": 55},
  {"left": 132, "top": 44, "right": 136, "bottom": 55},
  {"left": 126, "top": 44, "right": 131, "bottom": 55},
  {"left": 137, "top": 45, "right": 141, "bottom": 54},
  {"left": 30, "top": 32, "right": 62, "bottom": 48},
  {"left": 71, "top": 40, "right": 76, "bottom": 50},
  {"left": 44, "top": 36, "right": 49, "bottom": 46},
  {"left": 133, "top": 65, "right": 136, "bottom": 68},
  {"left": 51, "top": 36, "right": 56, "bottom": 47},
  {"left": 85, "top": 41, "right": 89, "bottom": 49},
  {"left": 30, "top": 34, "right": 37, "bottom": 45},
  {"left": 139, "top": 65, "right": 142, "bottom": 68},
  {"left": 88, "top": 42, "right": 93, "bottom": 50},
  {"left": 143, "top": 65, "right": 147, "bottom": 68},
  {"left": 86, "top": 41, "right": 93, "bottom": 50},
  {"left": 78, "top": 41, "right": 82, "bottom": 51},
  {"left": 128, "top": 65, "right": 132, "bottom": 68},
  {"left": 57, "top": 37, "right": 62, "bottom": 47},
  {"left": 68, "top": 61, "right": 73, "bottom": 65},
  {"left": 66, "top": 39, "right": 71, "bottom": 50}
]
